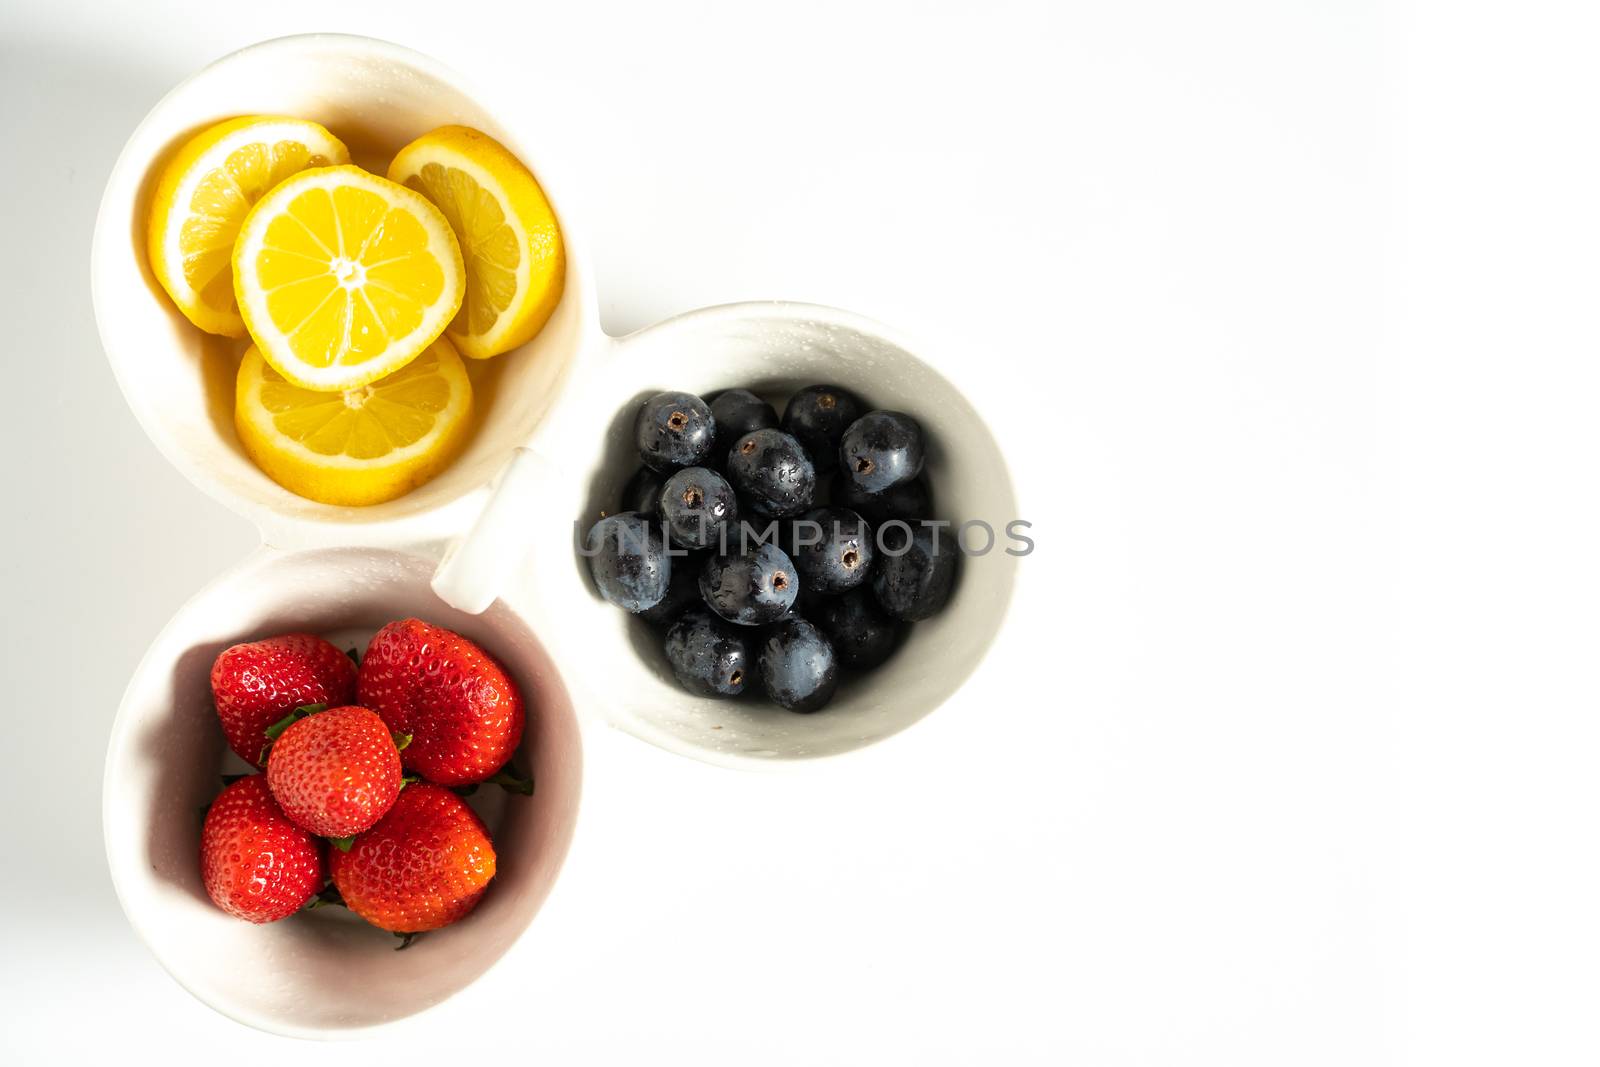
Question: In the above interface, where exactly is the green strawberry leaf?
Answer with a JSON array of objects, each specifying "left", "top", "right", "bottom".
[
  {"left": 393, "top": 732, "right": 413, "bottom": 751},
  {"left": 306, "top": 882, "right": 346, "bottom": 910},
  {"left": 398, "top": 773, "right": 421, "bottom": 791},
  {"left": 262, "top": 713, "right": 299, "bottom": 743},
  {"left": 258, "top": 703, "right": 330, "bottom": 763},
  {"left": 393, "top": 931, "right": 421, "bottom": 951},
  {"left": 329, "top": 835, "right": 355, "bottom": 853},
  {"left": 486, "top": 764, "right": 535, "bottom": 796}
]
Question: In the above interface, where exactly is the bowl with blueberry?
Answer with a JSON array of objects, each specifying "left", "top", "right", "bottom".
[{"left": 433, "top": 301, "right": 1020, "bottom": 766}]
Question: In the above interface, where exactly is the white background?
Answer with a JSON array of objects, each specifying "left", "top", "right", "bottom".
[{"left": 1, "top": 0, "right": 1595, "bottom": 1063}]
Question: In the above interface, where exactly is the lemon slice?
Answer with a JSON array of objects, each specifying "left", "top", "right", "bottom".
[
  {"left": 388, "top": 126, "right": 565, "bottom": 360},
  {"left": 235, "top": 338, "right": 473, "bottom": 506},
  {"left": 147, "top": 116, "right": 350, "bottom": 337},
  {"left": 233, "top": 165, "right": 465, "bottom": 392}
]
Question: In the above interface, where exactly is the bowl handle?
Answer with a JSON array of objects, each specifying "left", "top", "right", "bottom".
[{"left": 431, "top": 446, "right": 547, "bottom": 613}]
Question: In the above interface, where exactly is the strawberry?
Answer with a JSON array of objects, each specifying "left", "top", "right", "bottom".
[
  {"left": 330, "top": 783, "right": 496, "bottom": 933},
  {"left": 357, "top": 619, "right": 524, "bottom": 786},
  {"left": 211, "top": 633, "right": 358, "bottom": 767},
  {"left": 200, "top": 774, "right": 324, "bottom": 923},
  {"left": 265, "top": 705, "right": 403, "bottom": 838}
]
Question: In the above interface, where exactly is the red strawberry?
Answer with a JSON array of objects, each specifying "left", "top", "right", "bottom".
[
  {"left": 265, "top": 705, "right": 403, "bottom": 838},
  {"left": 330, "top": 783, "right": 496, "bottom": 932},
  {"left": 200, "top": 774, "right": 324, "bottom": 923},
  {"left": 211, "top": 633, "right": 358, "bottom": 767},
  {"left": 357, "top": 619, "right": 524, "bottom": 786}
]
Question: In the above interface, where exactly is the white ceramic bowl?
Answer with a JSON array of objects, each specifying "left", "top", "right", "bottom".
[
  {"left": 434, "top": 301, "right": 1021, "bottom": 766},
  {"left": 89, "top": 33, "right": 600, "bottom": 548},
  {"left": 103, "top": 546, "right": 582, "bottom": 1038}
]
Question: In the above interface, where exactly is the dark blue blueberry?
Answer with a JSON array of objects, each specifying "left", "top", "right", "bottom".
[
  {"left": 814, "top": 588, "right": 901, "bottom": 670},
  {"left": 783, "top": 578, "right": 823, "bottom": 620},
  {"left": 710, "top": 389, "right": 779, "bottom": 460},
  {"left": 837, "top": 476, "right": 932, "bottom": 525},
  {"left": 872, "top": 522, "right": 958, "bottom": 621},
  {"left": 726, "top": 429, "right": 816, "bottom": 517},
  {"left": 782, "top": 385, "right": 864, "bottom": 473},
  {"left": 758, "top": 618, "right": 838, "bottom": 713},
  {"left": 620, "top": 466, "right": 667, "bottom": 517},
  {"left": 664, "top": 608, "right": 751, "bottom": 697},
  {"left": 638, "top": 549, "right": 709, "bottom": 626},
  {"left": 839, "top": 410, "right": 925, "bottom": 494},
  {"left": 585, "top": 512, "right": 671, "bottom": 612},
  {"left": 659, "top": 467, "right": 739, "bottom": 550},
  {"left": 635, "top": 391, "right": 715, "bottom": 472},
  {"left": 700, "top": 543, "right": 798, "bottom": 625},
  {"left": 790, "top": 507, "right": 874, "bottom": 594}
]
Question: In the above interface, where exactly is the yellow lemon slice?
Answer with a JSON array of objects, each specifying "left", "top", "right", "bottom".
[
  {"left": 147, "top": 116, "right": 350, "bottom": 337},
  {"left": 235, "top": 338, "right": 473, "bottom": 506},
  {"left": 233, "top": 165, "right": 465, "bottom": 392},
  {"left": 388, "top": 126, "right": 565, "bottom": 360}
]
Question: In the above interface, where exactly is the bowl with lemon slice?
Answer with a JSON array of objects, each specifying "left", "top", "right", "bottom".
[{"left": 92, "top": 33, "right": 598, "bottom": 544}]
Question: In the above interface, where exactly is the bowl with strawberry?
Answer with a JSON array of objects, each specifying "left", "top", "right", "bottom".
[{"left": 103, "top": 546, "right": 581, "bottom": 1037}]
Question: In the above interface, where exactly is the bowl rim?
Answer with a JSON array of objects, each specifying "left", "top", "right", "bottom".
[
  {"left": 89, "top": 32, "right": 602, "bottom": 548},
  {"left": 100, "top": 542, "right": 584, "bottom": 1039}
]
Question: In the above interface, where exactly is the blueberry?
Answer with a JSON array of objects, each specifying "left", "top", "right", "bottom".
[
  {"left": 790, "top": 507, "right": 874, "bottom": 594},
  {"left": 664, "top": 608, "right": 751, "bottom": 697},
  {"left": 700, "top": 543, "right": 798, "bottom": 625},
  {"left": 783, "top": 578, "right": 824, "bottom": 620},
  {"left": 814, "top": 588, "right": 901, "bottom": 670},
  {"left": 873, "top": 522, "right": 958, "bottom": 621},
  {"left": 837, "top": 476, "right": 932, "bottom": 525},
  {"left": 726, "top": 429, "right": 816, "bottom": 517},
  {"left": 710, "top": 389, "right": 778, "bottom": 459},
  {"left": 620, "top": 466, "right": 667, "bottom": 517},
  {"left": 782, "top": 385, "right": 864, "bottom": 473},
  {"left": 660, "top": 467, "right": 739, "bottom": 550},
  {"left": 839, "top": 410, "right": 925, "bottom": 494},
  {"left": 638, "top": 550, "right": 709, "bottom": 626},
  {"left": 635, "top": 391, "right": 715, "bottom": 472},
  {"left": 585, "top": 512, "right": 671, "bottom": 612},
  {"left": 758, "top": 618, "right": 838, "bottom": 713}
]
